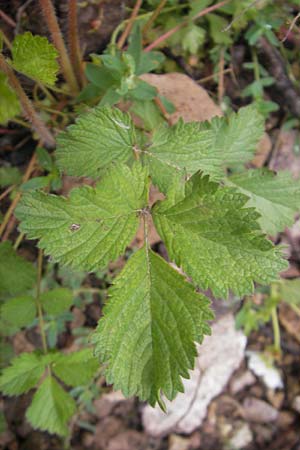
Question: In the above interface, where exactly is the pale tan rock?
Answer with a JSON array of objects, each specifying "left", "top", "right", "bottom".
[
  {"left": 141, "top": 73, "right": 222, "bottom": 124},
  {"left": 242, "top": 397, "right": 278, "bottom": 423}
]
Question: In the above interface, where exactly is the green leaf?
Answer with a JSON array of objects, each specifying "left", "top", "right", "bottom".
[
  {"left": 0, "top": 352, "right": 45, "bottom": 396},
  {"left": 207, "top": 14, "right": 232, "bottom": 45},
  {"left": 56, "top": 106, "right": 137, "bottom": 178},
  {"left": 85, "top": 63, "right": 117, "bottom": 90},
  {"left": 93, "top": 247, "right": 213, "bottom": 406},
  {"left": 129, "top": 79, "right": 157, "bottom": 101},
  {"left": 228, "top": 169, "right": 300, "bottom": 235},
  {"left": 16, "top": 164, "right": 148, "bottom": 271},
  {"left": 52, "top": 349, "right": 98, "bottom": 387},
  {"left": 0, "top": 72, "right": 21, "bottom": 124},
  {"left": 26, "top": 375, "right": 76, "bottom": 436},
  {"left": 11, "top": 32, "right": 59, "bottom": 85},
  {"left": 0, "top": 166, "right": 22, "bottom": 187},
  {"left": 0, "top": 242, "right": 36, "bottom": 297},
  {"left": 1, "top": 295, "right": 36, "bottom": 328},
  {"left": 145, "top": 105, "right": 264, "bottom": 192},
  {"left": 279, "top": 279, "right": 300, "bottom": 306},
  {"left": 182, "top": 25, "right": 206, "bottom": 54},
  {"left": 40, "top": 288, "right": 73, "bottom": 316},
  {"left": 153, "top": 173, "right": 287, "bottom": 298}
]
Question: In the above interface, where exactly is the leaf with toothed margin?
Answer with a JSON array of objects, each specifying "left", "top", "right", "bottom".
[
  {"left": 15, "top": 163, "right": 148, "bottom": 271},
  {"left": 153, "top": 172, "right": 287, "bottom": 298},
  {"left": 228, "top": 169, "right": 300, "bottom": 235},
  {"left": 143, "top": 105, "right": 264, "bottom": 193},
  {"left": 92, "top": 246, "right": 213, "bottom": 407},
  {"left": 55, "top": 106, "right": 137, "bottom": 178}
]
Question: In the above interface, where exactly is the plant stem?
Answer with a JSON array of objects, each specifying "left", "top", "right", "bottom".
[
  {"left": 36, "top": 249, "right": 48, "bottom": 354},
  {"left": 0, "top": 55, "right": 55, "bottom": 147},
  {"left": 0, "top": 9, "right": 16, "bottom": 27},
  {"left": 0, "top": 152, "right": 36, "bottom": 239},
  {"left": 290, "top": 303, "right": 300, "bottom": 317},
  {"left": 0, "top": 28, "right": 12, "bottom": 50},
  {"left": 117, "top": 0, "right": 143, "bottom": 49},
  {"left": 142, "top": 0, "right": 167, "bottom": 35},
  {"left": 39, "top": 0, "right": 79, "bottom": 94},
  {"left": 68, "top": 0, "right": 85, "bottom": 88},
  {"left": 144, "top": 0, "right": 230, "bottom": 52},
  {"left": 271, "top": 306, "right": 281, "bottom": 354},
  {"left": 13, "top": 232, "right": 25, "bottom": 250}
]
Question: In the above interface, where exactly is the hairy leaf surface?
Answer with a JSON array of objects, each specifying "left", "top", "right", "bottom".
[
  {"left": 0, "top": 242, "right": 36, "bottom": 297},
  {"left": 0, "top": 353, "right": 45, "bottom": 395},
  {"left": 93, "top": 247, "right": 213, "bottom": 406},
  {"left": 56, "top": 106, "right": 137, "bottom": 178},
  {"left": 145, "top": 105, "right": 264, "bottom": 191},
  {"left": 52, "top": 349, "right": 98, "bottom": 387},
  {"left": 0, "top": 72, "right": 20, "bottom": 124},
  {"left": 26, "top": 375, "right": 76, "bottom": 436},
  {"left": 11, "top": 32, "right": 59, "bottom": 85},
  {"left": 16, "top": 164, "right": 148, "bottom": 271},
  {"left": 228, "top": 169, "right": 300, "bottom": 234},
  {"left": 153, "top": 173, "right": 287, "bottom": 298}
]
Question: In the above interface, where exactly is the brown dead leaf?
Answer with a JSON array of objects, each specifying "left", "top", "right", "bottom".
[{"left": 279, "top": 303, "right": 300, "bottom": 343}]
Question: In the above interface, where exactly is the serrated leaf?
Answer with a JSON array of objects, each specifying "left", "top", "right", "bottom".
[
  {"left": 40, "top": 288, "right": 73, "bottom": 316},
  {"left": 11, "top": 32, "right": 59, "bottom": 85},
  {"left": 279, "top": 279, "right": 300, "bottom": 306},
  {"left": 228, "top": 169, "right": 300, "bottom": 235},
  {"left": 52, "top": 349, "right": 98, "bottom": 387},
  {"left": 153, "top": 173, "right": 287, "bottom": 298},
  {"left": 0, "top": 242, "right": 36, "bottom": 297},
  {"left": 0, "top": 353, "right": 45, "bottom": 396},
  {"left": 145, "top": 105, "right": 264, "bottom": 192},
  {"left": 26, "top": 375, "right": 76, "bottom": 436},
  {"left": 56, "top": 106, "right": 137, "bottom": 178},
  {"left": 93, "top": 247, "right": 213, "bottom": 406},
  {"left": 182, "top": 25, "right": 206, "bottom": 54},
  {"left": 1, "top": 295, "right": 36, "bottom": 328},
  {"left": 0, "top": 72, "right": 21, "bottom": 124},
  {"left": 16, "top": 164, "right": 148, "bottom": 271}
]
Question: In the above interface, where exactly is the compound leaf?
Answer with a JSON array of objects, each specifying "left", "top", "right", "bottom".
[
  {"left": 0, "top": 352, "right": 46, "bottom": 396},
  {"left": 228, "top": 169, "right": 300, "bottom": 235},
  {"left": 0, "top": 72, "right": 20, "bottom": 124},
  {"left": 40, "top": 288, "right": 73, "bottom": 316},
  {"left": 153, "top": 172, "right": 287, "bottom": 298},
  {"left": 11, "top": 32, "right": 59, "bottom": 85},
  {"left": 16, "top": 164, "right": 148, "bottom": 271},
  {"left": 26, "top": 375, "right": 76, "bottom": 436},
  {"left": 145, "top": 105, "right": 264, "bottom": 192},
  {"left": 52, "top": 348, "right": 98, "bottom": 387},
  {"left": 1, "top": 295, "right": 36, "bottom": 328},
  {"left": 0, "top": 242, "right": 36, "bottom": 297},
  {"left": 56, "top": 106, "right": 137, "bottom": 178},
  {"left": 93, "top": 247, "right": 213, "bottom": 407}
]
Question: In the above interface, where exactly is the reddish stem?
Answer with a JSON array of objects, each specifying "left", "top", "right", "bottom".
[
  {"left": 0, "top": 55, "right": 55, "bottom": 147},
  {"left": 144, "top": 0, "right": 230, "bottom": 52},
  {"left": 117, "top": 0, "right": 143, "bottom": 49},
  {"left": 39, "top": 0, "right": 79, "bottom": 93},
  {"left": 68, "top": 0, "right": 85, "bottom": 88}
]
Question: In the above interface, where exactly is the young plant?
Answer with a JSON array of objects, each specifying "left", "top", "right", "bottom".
[
  {"left": 9, "top": 103, "right": 300, "bottom": 412},
  {"left": 0, "top": 241, "right": 99, "bottom": 436}
]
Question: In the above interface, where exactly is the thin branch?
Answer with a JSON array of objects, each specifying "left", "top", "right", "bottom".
[
  {"left": 281, "top": 12, "right": 300, "bottom": 43},
  {"left": 0, "top": 9, "right": 16, "bottom": 27},
  {"left": 68, "top": 0, "right": 85, "bottom": 87},
  {"left": 142, "top": 0, "right": 168, "bottom": 36},
  {"left": 39, "top": 0, "right": 79, "bottom": 93},
  {"left": 223, "top": 0, "right": 261, "bottom": 32},
  {"left": 36, "top": 249, "right": 48, "bottom": 354},
  {"left": 0, "top": 153, "right": 36, "bottom": 239},
  {"left": 117, "top": 0, "right": 143, "bottom": 49},
  {"left": 145, "top": 0, "right": 230, "bottom": 52},
  {"left": 0, "top": 54, "right": 55, "bottom": 147}
]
